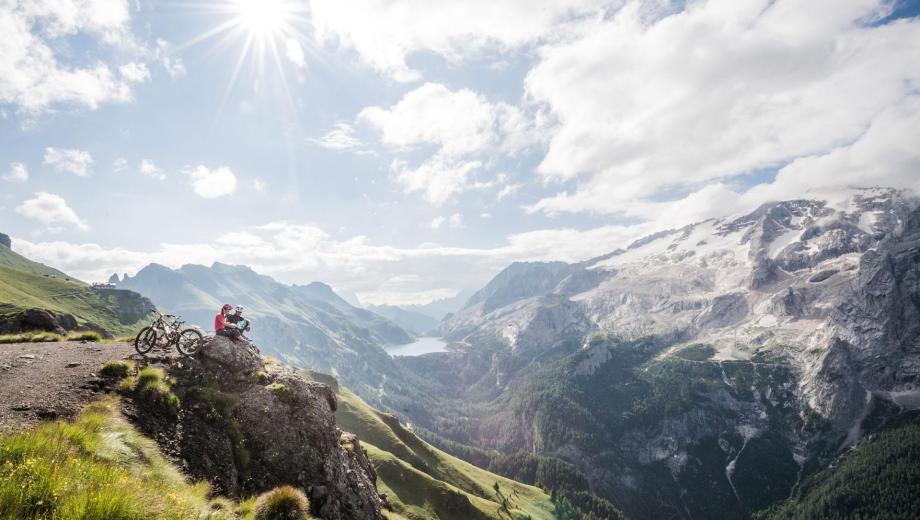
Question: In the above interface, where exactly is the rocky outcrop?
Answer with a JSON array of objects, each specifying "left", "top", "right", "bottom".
[
  {"left": 0, "top": 308, "right": 78, "bottom": 335},
  {"left": 0, "top": 232, "right": 10, "bottom": 248},
  {"left": 130, "top": 336, "right": 383, "bottom": 520}
]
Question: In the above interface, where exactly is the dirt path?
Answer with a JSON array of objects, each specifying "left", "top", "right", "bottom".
[{"left": 0, "top": 341, "right": 157, "bottom": 432}]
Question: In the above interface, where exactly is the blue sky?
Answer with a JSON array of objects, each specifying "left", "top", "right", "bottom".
[{"left": 1, "top": 0, "right": 919, "bottom": 304}]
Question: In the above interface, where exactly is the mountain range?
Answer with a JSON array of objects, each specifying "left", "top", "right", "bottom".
[{"left": 380, "top": 187, "right": 920, "bottom": 519}]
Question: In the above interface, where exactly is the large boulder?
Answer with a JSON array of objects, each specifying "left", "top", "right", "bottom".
[
  {"left": 131, "top": 335, "right": 383, "bottom": 519},
  {"left": 13, "top": 308, "right": 79, "bottom": 335}
]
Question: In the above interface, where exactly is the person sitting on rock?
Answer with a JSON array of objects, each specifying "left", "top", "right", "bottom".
[
  {"left": 214, "top": 303, "right": 243, "bottom": 342},
  {"left": 226, "top": 305, "right": 251, "bottom": 341}
]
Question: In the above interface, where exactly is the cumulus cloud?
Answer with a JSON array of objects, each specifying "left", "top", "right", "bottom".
[
  {"left": 139, "top": 159, "right": 166, "bottom": 180},
  {"left": 361, "top": 83, "right": 536, "bottom": 205},
  {"left": 0, "top": 0, "right": 143, "bottom": 111},
  {"left": 155, "top": 38, "right": 186, "bottom": 78},
  {"left": 15, "top": 192, "right": 89, "bottom": 230},
  {"left": 119, "top": 62, "right": 150, "bottom": 83},
  {"left": 307, "top": 122, "right": 366, "bottom": 152},
  {"left": 285, "top": 38, "right": 306, "bottom": 68},
  {"left": 310, "top": 0, "right": 608, "bottom": 81},
  {"left": 525, "top": 0, "right": 920, "bottom": 215},
  {"left": 2, "top": 162, "right": 28, "bottom": 182},
  {"left": 44, "top": 147, "right": 93, "bottom": 176},
  {"left": 186, "top": 165, "right": 237, "bottom": 198},
  {"left": 429, "top": 213, "right": 465, "bottom": 230}
]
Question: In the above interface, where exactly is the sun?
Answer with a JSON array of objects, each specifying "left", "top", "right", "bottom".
[
  {"left": 176, "top": 0, "right": 311, "bottom": 111},
  {"left": 231, "top": 0, "right": 293, "bottom": 36}
]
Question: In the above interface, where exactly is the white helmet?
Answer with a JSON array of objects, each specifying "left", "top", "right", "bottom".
[{"left": 234, "top": 305, "right": 244, "bottom": 313}]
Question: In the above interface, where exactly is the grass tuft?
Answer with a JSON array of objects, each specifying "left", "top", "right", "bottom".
[
  {"left": 253, "top": 485, "right": 312, "bottom": 520},
  {"left": 66, "top": 330, "right": 102, "bottom": 342},
  {"left": 0, "top": 397, "right": 213, "bottom": 519},
  {"left": 121, "top": 367, "right": 179, "bottom": 418},
  {"left": 0, "top": 332, "right": 64, "bottom": 344},
  {"left": 100, "top": 360, "right": 135, "bottom": 379},
  {"left": 266, "top": 382, "right": 294, "bottom": 403}
]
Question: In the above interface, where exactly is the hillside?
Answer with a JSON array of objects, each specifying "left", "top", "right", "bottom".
[
  {"left": 0, "top": 237, "right": 154, "bottom": 336},
  {"left": 300, "top": 370, "right": 557, "bottom": 520},
  {"left": 758, "top": 412, "right": 920, "bottom": 519}
]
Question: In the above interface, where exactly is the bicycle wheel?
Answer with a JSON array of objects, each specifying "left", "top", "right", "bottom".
[
  {"left": 176, "top": 328, "right": 204, "bottom": 356},
  {"left": 134, "top": 326, "right": 156, "bottom": 355}
]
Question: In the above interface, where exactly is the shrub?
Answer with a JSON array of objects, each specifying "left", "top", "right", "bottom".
[
  {"left": 100, "top": 360, "right": 134, "bottom": 379},
  {"left": 253, "top": 486, "right": 311, "bottom": 520},
  {"left": 66, "top": 330, "right": 102, "bottom": 342},
  {"left": 266, "top": 382, "right": 293, "bottom": 403}
]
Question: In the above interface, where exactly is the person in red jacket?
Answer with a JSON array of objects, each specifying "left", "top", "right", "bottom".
[{"left": 215, "top": 303, "right": 242, "bottom": 341}]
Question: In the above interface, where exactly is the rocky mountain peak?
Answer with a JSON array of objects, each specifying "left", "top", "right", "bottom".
[{"left": 0, "top": 232, "right": 10, "bottom": 249}]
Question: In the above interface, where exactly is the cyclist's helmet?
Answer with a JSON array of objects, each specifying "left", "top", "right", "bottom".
[
  {"left": 222, "top": 303, "right": 233, "bottom": 311},
  {"left": 235, "top": 305, "right": 244, "bottom": 313}
]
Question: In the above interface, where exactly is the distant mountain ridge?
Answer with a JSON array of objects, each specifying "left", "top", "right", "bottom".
[
  {"left": 366, "top": 304, "right": 440, "bottom": 335},
  {"left": 118, "top": 262, "right": 414, "bottom": 402}
]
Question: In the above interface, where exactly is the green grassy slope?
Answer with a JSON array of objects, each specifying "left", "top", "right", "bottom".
[
  {"left": 0, "top": 398, "right": 219, "bottom": 519},
  {"left": 757, "top": 415, "right": 920, "bottom": 520},
  {"left": 302, "top": 371, "right": 555, "bottom": 520},
  {"left": 0, "top": 248, "right": 151, "bottom": 335},
  {"left": 0, "top": 245, "right": 70, "bottom": 278}
]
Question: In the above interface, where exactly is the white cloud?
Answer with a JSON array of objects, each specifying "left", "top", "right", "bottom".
[
  {"left": 497, "top": 183, "right": 521, "bottom": 200},
  {"left": 307, "top": 122, "right": 366, "bottom": 152},
  {"left": 2, "top": 162, "right": 28, "bottom": 182},
  {"left": 361, "top": 83, "right": 536, "bottom": 205},
  {"left": 429, "top": 213, "right": 465, "bottom": 230},
  {"left": 44, "top": 147, "right": 93, "bottom": 176},
  {"left": 479, "top": 212, "right": 492, "bottom": 219},
  {"left": 310, "top": 0, "right": 609, "bottom": 81},
  {"left": 391, "top": 157, "right": 481, "bottom": 206},
  {"left": 155, "top": 38, "right": 186, "bottom": 78},
  {"left": 139, "top": 159, "right": 166, "bottom": 180},
  {"left": 0, "top": 0, "right": 142, "bottom": 111},
  {"left": 15, "top": 192, "right": 89, "bottom": 230},
  {"left": 119, "top": 62, "right": 150, "bottom": 83},
  {"left": 252, "top": 179, "right": 267, "bottom": 192},
  {"left": 112, "top": 157, "right": 128, "bottom": 173},
  {"left": 524, "top": 0, "right": 920, "bottom": 215},
  {"left": 285, "top": 38, "right": 306, "bottom": 68},
  {"left": 186, "top": 165, "right": 237, "bottom": 198}
]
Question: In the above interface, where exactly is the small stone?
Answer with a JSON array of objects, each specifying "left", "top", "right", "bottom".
[
  {"left": 0, "top": 364, "right": 10, "bottom": 370},
  {"left": 11, "top": 404, "right": 31, "bottom": 411},
  {"left": 35, "top": 408, "right": 58, "bottom": 419},
  {"left": 66, "top": 362, "right": 82, "bottom": 368},
  {"left": 17, "top": 354, "right": 35, "bottom": 360}
]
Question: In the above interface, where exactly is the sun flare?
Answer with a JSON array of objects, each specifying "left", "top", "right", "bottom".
[{"left": 232, "top": 0, "right": 292, "bottom": 35}]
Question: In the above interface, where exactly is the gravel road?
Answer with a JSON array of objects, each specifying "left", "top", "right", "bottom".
[{"left": 0, "top": 341, "right": 138, "bottom": 432}]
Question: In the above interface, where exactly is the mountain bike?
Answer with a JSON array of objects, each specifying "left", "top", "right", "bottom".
[{"left": 134, "top": 311, "right": 204, "bottom": 356}]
